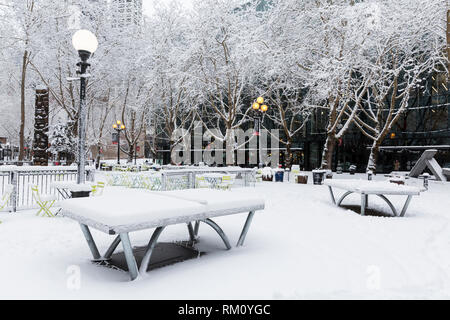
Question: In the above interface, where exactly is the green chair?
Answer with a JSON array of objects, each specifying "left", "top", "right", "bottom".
[
  {"left": 31, "top": 185, "right": 57, "bottom": 217},
  {"left": 0, "top": 185, "right": 14, "bottom": 224},
  {"left": 218, "top": 175, "right": 236, "bottom": 190},
  {"left": 91, "top": 182, "right": 105, "bottom": 197},
  {"left": 195, "top": 176, "right": 210, "bottom": 189},
  {"left": 255, "top": 169, "right": 263, "bottom": 182}
]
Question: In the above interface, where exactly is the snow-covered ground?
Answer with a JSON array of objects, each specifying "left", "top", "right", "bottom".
[{"left": 1, "top": 173, "right": 450, "bottom": 299}]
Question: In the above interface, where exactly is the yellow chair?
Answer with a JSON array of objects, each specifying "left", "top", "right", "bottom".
[
  {"left": 195, "top": 176, "right": 210, "bottom": 189},
  {"left": 218, "top": 175, "right": 236, "bottom": 190},
  {"left": 91, "top": 182, "right": 105, "bottom": 197},
  {"left": 31, "top": 185, "right": 57, "bottom": 217},
  {"left": 0, "top": 185, "right": 13, "bottom": 224}
]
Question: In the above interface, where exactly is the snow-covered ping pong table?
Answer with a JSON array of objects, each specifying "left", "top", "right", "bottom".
[
  {"left": 324, "top": 179, "right": 424, "bottom": 217},
  {"left": 61, "top": 188, "right": 265, "bottom": 280}
]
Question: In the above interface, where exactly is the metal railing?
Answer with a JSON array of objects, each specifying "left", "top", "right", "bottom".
[
  {"left": 0, "top": 166, "right": 95, "bottom": 211},
  {"left": 98, "top": 168, "right": 255, "bottom": 191}
]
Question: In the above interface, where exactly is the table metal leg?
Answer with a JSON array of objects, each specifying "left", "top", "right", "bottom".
[
  {"left": 187, "top": 222, "right": 196, "bottom": 243},
  {"left": 139, "top": 227, "right": 165, "bottom": 274},
  {"left": 201, "top": 219, "right": 232, "bottom": 250},
  {"left": 103, "top": 235, "right": 122, "bottom": 260},
  {"left": 376, "top": 194, "right": 398, "bottom": 217},
  {"left": 237, "top": 211, "right": 255, "bottom": 247},
  {"left": 79, "top": 224, "right": 101, "bottom": 260},
  {"left": 328, "top": 186, "right": 336, "bottom": 205},
  {"left": 120, "top": 233, "right": 139, "bottom": 281},
  {"left": 361, "top": 194, "right": 366, "bottom": 216},
  {"left": 400, "top": 195, "right": 413, "bottom": 217},
  {"left": 337, "top": 191, "right": 353, "bottom": 206},
  {"left": 194, "top": 221, "right": 200, "bottom": 237}
]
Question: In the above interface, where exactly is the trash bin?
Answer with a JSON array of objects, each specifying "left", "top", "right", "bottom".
[
  {"left": 275, "top": 171, "right": 284, "bottom": 182},
  {"left": 296, "top": 174, "right": 308, "bottom": 184},
  {"left": 312, "top": 170, "right": 325, "bottom": 185},
  {"left": 349, "top": 165, "right": 357, "bottom": 175}
]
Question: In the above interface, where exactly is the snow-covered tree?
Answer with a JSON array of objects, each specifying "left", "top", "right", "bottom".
[
  {"left": 48, "top": 121, "right": 76, "bottom": 162},
  {"left": 190, "top": 0, "right": 263, "bottom": 165}
]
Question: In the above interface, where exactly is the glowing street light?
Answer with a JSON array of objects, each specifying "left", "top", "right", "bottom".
[
  {"left": 72, "top": 29, "right": 98, "bottom": 184},
  {"left": 113, "top": 120, "right": 126, "bottom": 165},
  {"left": 252, "top": 97, "right": 270, "bottom": 168}
]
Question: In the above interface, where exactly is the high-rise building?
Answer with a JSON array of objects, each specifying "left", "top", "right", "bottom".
[{"left": 111, "top": 0, "right": 143, "bottom": 30}]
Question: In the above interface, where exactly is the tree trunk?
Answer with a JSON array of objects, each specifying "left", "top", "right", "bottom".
[
  {"left": 95, "top": 145, "right": 102, "bottom": 169},
  {"left": 225, "top": 127, "right": 235, "bottom": 166},
  {"left": 285, "top": 139, "right": 293, "bottom": 169},
  {"left": 367, "top": 141, "right": 380, "bottom": 173},
  {"left": 127, "top": 143, "right": 134, "bottom": 163},
  {"left": 19, "top": 50, "right": 28, "bottom": 163},
  {"left": 321, "top": 133, "right": 336, "bottom": 170}
]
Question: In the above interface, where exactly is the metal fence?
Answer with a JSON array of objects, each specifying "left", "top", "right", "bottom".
[
  {"left": 0, "top": 166, "right": 95, "bottom": 211},
  {"left": 98, "top": 168, "right": 255, "bottom": 191}
]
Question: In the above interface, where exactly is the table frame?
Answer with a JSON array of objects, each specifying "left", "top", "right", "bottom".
[
  {"left": 78, "top": 211, "right": 256, "bottom": 281},
  {"left": 327, "top": 186, "right": 416, "bottom": 217}
]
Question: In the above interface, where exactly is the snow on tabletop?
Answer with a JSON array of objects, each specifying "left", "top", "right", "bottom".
[
  {"left": 324, "top": 179, "right": 423, "bottom": 195},
  {"left": 61, "top": 188, "right": 264, "bottom": 230},
  {"left": 50, "top": 181, "right": 94, "bottom": 192}
]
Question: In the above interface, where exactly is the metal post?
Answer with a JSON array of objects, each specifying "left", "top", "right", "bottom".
[
  {"left": 79, "top": 224, "right": 101, "bottom": 260},
  {"left": 10, "top": 171, "right": 17, "bottom": 212},
  {"left": 120, "top": 233, "right": 139, "bottom": 281},
  {"left": 361, "top": 193, "right": 367, "bottom": 216},
  {"left": 77, "top": 59, "right": 89, "bottom": 185},
  {"left": 117, "top": 129, "right": 121, "bottom": 165},
  {"left": 237, "top": 211, "right": 256, "bottom": 247},
  {"left": 258, "top": 117, "right": 263, "bottom": 168}
]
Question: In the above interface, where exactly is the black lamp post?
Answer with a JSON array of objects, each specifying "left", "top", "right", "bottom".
[
  {"left": 72, "top": 30, "right": 98, "bottom": 184},
  {"left": 252, "top": 97, "right": 269, "bottom": 168},
  {"left": 113, "top": 120, "right": 126, "bottom": 165}
]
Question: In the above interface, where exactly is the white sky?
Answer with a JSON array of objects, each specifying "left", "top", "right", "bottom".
[{"left": 143, "top": 0, "right": 194, "bottom": 16}]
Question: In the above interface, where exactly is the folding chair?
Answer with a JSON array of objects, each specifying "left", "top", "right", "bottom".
[
  {"left": 255, "top": 169, "right": 263, "bottom": 182},
  {"left": 91, "top": 182, "right": 105, "bottom": 197},
  {"left": 0, "top": 185, "right": 13, "bottom": 224},
  {"left": 195, "top": 176, "right": 210, "bottom": 189},
  {"left": 218, "top": 175, "right": 236, "bottom": 190},
  {"left": 31, "top": 185, "right": 57, "bottom": 217}
]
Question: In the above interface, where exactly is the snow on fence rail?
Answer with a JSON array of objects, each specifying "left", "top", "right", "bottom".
[
  {"left": 0, "top": 166, "right": 95, "bottom": 211},
  {"left": 97, "top": 168, "right": 255, "bottom": 191}
]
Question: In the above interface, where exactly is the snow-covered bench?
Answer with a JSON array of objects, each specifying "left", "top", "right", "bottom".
[
  {"left": 324, "top": 179, "right": 424, "bottom": 217},
  {"left": 61, "top": 188, "right": 265, "bottom": 281}
]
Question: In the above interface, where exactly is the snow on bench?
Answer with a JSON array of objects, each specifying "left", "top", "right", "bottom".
[
  {"left": 61, "top": 188, "right": 265, "bottom": 280},
  {"left": 324, "top": 179, "right": 424, "bottom": 217}
]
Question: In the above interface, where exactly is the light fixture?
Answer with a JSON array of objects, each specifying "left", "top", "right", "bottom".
[
  {"left": 261, "top": 105, "right": 268, "bottom": 112},
  {"left": 252, "top": 103, "right": 260, "bottom": 110},
  {"left": 257, "top": 97, "right": 264, "bottom": 104},
  {"left": 72, "top": 30, "right": 98, "bottom": 55}
]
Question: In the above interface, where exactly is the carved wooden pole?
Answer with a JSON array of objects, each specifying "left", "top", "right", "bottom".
[{"left": 33, "top": 86, "right": 49, "bottom": 166}]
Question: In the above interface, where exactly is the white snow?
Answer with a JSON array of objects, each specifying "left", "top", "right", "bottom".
[
  {"left": 325, "top": 179, "right": 423, "bottom": 195},
  {"left": 61, "top": 188, "right": 264, "bottom": 233},
  {"left": 1, "top": 173, "right": 450, "bottom": 299}
]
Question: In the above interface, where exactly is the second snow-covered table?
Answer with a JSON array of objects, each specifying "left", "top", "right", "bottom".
[
  {"left": 324, "top": 179, "right": 424, "bottom": 217},
  {"left": 61, "top": 188, "right": 265, "bottom": 280}
]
